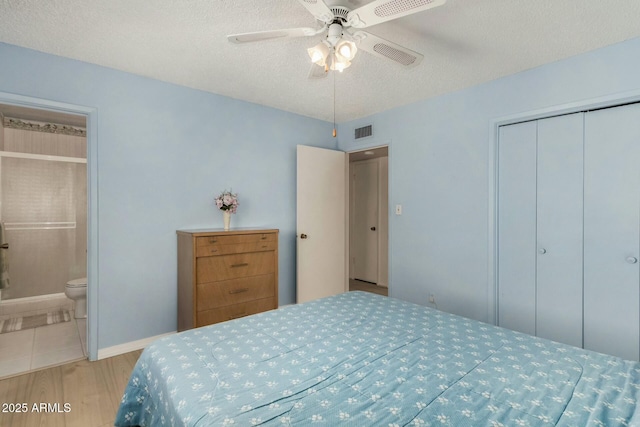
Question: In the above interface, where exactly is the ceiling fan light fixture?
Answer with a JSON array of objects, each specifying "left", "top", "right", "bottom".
[
  {"left": 330, "top": 55, "right": 351, "bottom": 72},
  {"left": 228, "top": 0, "right": 444, "bottom": 77},
  {"left": 307, "top": 42, "right": 329, "bottom": 66},
  {"left": 336, "top": 40, "right": 357, "bottom": 61}
]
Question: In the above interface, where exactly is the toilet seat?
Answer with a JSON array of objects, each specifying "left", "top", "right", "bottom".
[{"left": 66, "top": 277, "right": 87, "bottom": 288}]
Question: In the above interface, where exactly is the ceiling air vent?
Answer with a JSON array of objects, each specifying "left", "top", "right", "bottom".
[
  {"left": 355, "top": 125, "right": 373, "bottom": 140},
  {"left": 373, "top": 43, "right": 417, "bottom": 66}
]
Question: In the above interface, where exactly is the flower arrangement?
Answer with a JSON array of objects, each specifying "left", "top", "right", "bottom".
[{"left": 215, "top": 190, "right": 239, "bottom": 213}]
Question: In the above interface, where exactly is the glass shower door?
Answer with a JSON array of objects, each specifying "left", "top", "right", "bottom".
[{"left": 0, "top": 154, "right": 86, "bottom": 300}]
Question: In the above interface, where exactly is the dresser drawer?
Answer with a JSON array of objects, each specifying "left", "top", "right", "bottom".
[
  {"left": 196, "top": 241, "right": 277, "bottom": 257},
  {"left": 197, "top": 297, "right": 277, "bottom": 326},
  {"left": 196, "top": 274, "right": 275, "bottom": 311},
  {"left": 178, "top": 228, "right": 279, "bottom": 332},
  {"left": 196, "top": 251, "right": 275, "bottom": 283},
  {"left": 196, "top": 233, "right": 276, "bottom": 247}
]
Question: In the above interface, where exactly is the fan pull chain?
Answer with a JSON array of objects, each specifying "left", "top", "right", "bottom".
[{"left": 333, "top": 59, "right": 337, "bottom": 138}]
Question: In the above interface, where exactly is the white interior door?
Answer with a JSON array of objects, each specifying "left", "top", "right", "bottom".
[
  {"left": 351, "top": 160, "right": 378, "bottom": 283},
  {"left": 583, "top": 104, "right": 640, "bottom": 361},
  {"left": 535, "top": 113, "right": 584, "bottom": 348},
  {"left": 497, "top": 121, "right": 538, "bottom": 336},
  {"left": 297, "top": 145, "right": 347, "bottom": 304}
]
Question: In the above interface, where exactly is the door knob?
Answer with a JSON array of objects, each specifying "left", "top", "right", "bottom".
[
  {"left": 627, "top": 256, "right": 638, "bottom": 264},
  {"left": 300, "top": 234, "right": 308, "bottom": 239},
  {"left": 370, "top": 227, "right": 376, "bottom": 231},
  {"left": 538, "top": 248, "right": 547, "bottom": 254}
]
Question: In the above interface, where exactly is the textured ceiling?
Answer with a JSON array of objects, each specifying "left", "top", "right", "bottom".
[{"left": 1, "top": 0, "right": 640, "bottom": 123}]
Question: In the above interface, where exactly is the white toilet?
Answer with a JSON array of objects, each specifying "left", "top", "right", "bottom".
[{"left": 65, "top": 277, "right": 87, "bottom": 319}]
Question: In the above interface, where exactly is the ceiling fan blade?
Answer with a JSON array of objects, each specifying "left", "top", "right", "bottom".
[
  {"left": 308, "top": 63, "right": 328, "bottom": 79},
  {"left": 227, "top": 27, "right": 318, "bottom": 44},
  {"left": 296, "top": 0, "right": 334, "bottom": 24},
  {"left": 352, "top": 30, "right": 423, "bottom": 68},
  {"left": 347, "top": 0, "right": 446, "bottom": 29}
]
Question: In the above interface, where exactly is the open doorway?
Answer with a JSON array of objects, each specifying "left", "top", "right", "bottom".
[
  {"left": 348, "top": 146, "right": 389, "bottom": 297},
  {"left": 0, "top": 103, "right": 88, "bottom": 378}
]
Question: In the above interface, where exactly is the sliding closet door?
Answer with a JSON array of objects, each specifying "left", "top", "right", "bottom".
[
  {"left": 535, "top": 113, "right": 584, "bottom": 348},
  {"left": 584, "top": 104, "right": 640, "bottom": 361},
  {"left": 497, "top": 121, "right": 537, "bottom": 336}
]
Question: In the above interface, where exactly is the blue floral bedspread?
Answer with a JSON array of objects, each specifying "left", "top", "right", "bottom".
[{"left": 115, "top": 291, "right": 640, "bottom": 426}]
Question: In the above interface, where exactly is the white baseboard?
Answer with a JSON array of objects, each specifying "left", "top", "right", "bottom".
[{"left": 97, "top": 331, "right": 176, "bottom": 360}]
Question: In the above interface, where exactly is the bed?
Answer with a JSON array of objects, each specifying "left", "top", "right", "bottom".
[{"left": 115, "top": 291, "right": 640, "bottom": 426}]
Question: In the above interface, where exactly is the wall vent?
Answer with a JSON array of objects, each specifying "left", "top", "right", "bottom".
[{"left": 354, "top": 125, "right": 373, "bottom": 140}]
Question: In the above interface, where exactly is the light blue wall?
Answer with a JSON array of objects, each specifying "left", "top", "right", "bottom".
[
  {"left": 338, "top": 36, "right": 640, "bottom": 324},
  {"left": 3, "top": 34, "right": 640, "bottom": 349},
  {"left": 0, "top": 42, "right": 335, "bottom": 351}
]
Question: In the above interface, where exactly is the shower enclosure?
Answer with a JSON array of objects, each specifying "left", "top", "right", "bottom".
[{"left": 0, "top": 118, "right": 87, "bottom": 303}]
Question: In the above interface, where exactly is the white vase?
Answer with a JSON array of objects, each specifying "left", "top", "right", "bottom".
[{"left": 223, "top": 210, "right": 231, "bottom": 230}]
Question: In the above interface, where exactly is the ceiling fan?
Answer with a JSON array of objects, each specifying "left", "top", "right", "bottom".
[{"left": 227, "top": 0, "right": 446, "bottom": 78}]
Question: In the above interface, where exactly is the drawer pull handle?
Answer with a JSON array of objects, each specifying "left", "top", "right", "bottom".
[
  {"left": 209, "top": 239, "right": 218, "bottom": 243},
  {"left": 229, "top": 312, "right": 247, "bottom": 319},
  {"left": 229, "top": 288, "right": 249, "bottom": 294},
  {"left": 231, "top": 263, "right": 249, "bottom": 268},
  {"left": 261, "top": 245, "right": 268, "bottom": 248},
  {"left": 261, "top": 236, "right": 267, "bottom": 240},
  {"left": 210, "top": 248, "right": 218, "bottom": 253}
]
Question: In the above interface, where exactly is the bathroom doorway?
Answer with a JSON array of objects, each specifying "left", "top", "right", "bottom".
[{"left": 0, "top": 103, "right": 88, "bottom": 378}]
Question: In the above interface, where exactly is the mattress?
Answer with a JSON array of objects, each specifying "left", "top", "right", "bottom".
[{"left": 115, "top": 291, "right": 640, "bottom": 426}]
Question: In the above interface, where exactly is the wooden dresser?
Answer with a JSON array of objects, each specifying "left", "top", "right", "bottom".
[{"left": 177, "top": 228, "right": 279, "bottom": 331}]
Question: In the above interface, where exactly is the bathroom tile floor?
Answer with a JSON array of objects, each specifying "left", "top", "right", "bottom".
[{"left": 0, "top": 312, "right": 86, "bottom": 379}]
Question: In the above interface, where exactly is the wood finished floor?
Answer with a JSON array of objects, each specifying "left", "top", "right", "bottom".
[{"left": 0, "top": 350, "right": 141, "bottom": 427}]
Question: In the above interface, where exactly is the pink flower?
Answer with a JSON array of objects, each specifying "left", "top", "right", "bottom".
[{"left": 215, "top": 190, "right": 239, "bottom": 213}]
